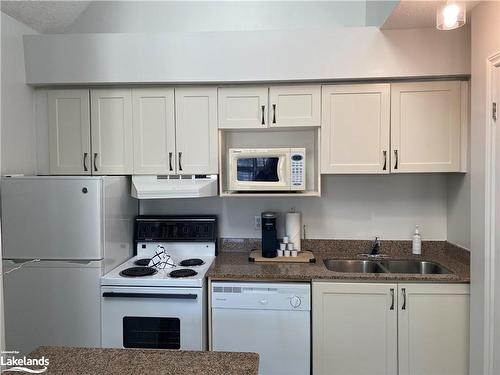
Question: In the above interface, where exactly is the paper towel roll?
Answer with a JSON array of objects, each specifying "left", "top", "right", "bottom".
[{"left": 285, "top": 212, "right": 301, "bottom": 251}]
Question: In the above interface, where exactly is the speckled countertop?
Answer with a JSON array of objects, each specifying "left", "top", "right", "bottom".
[
  {"left": 208, "top": 239, "right": 470, "bottom": 283},
  {"left": 13, "top": 347, "right": 259, "bottom": 375}
]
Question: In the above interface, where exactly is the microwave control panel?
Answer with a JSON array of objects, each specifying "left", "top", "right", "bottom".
[{"left": 290, "top": 150, "right": 306, "bottom": 190}]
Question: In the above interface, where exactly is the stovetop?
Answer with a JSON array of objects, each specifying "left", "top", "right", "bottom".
[{"left": 101, "top": 242, "right": 216, "bottom": 288}]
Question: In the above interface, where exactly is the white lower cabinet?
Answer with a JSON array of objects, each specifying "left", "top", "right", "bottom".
[
  {"left": 312, "top": 282, "right": 469, "bottom": 375},
  {"left": 313, "top": 282, "right": 398, "bottom": 375},
  {"left": 398, "top": 284, "right": 470, "bottom": 375}
]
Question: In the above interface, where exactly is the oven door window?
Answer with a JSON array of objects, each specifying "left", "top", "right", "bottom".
[
  {"left": 123, "top": 317, "right": 180, "bottom": 349},
  {"left": 236, "top": 157, "right": 279, "bottom": 182}
]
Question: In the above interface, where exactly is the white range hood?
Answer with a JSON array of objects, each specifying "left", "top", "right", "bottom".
[{"left": 131, "top": 175, "right": 218, "bottom": 199}]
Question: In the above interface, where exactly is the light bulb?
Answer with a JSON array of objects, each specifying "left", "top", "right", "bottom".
[
  {"left": 436, "top": 1, "right": 466, "bottom": 30},
  {"left": 443, "top": 4, "right": 460, "bottom": 28}
]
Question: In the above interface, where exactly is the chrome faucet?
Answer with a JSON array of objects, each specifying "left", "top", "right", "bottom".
[{"left": 370, "top": 237, "right": 381, "bottom": 256}]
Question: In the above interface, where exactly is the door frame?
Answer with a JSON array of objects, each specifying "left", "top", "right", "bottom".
[{"left": 484, "top": 51, "right": 500, "bottom": 374}]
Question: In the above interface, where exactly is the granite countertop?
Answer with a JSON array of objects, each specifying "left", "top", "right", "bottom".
[
  {"left": 207, "top": 239, "right": 470, "bottom": 283},
  {"left": 8, "top": 347, "right": 259, "bottom": 375}
]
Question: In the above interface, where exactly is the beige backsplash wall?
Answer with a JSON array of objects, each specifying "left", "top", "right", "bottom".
[{"left": 140, "top": 174, "right": 451, "bottom": 243}]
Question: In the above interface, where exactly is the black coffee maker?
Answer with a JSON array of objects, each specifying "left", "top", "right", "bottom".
[{"left": 261, "top": 212, "right": 278, "bottom": 258}]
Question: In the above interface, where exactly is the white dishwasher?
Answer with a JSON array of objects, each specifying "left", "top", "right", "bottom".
[{"left": 211, "top": 282, "right": 310, "bottom": 375}]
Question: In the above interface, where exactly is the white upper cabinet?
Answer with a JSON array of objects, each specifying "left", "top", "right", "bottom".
[
  {"left": 391, "top": 81, "right": 462, "bottom": 172},
  {"left": 90, "top": 89, "right": 133, "bottom": 175},
  {"left": 268, "top": 85, "right": 321, "bottom": 127},
  {"left": 218, "top": 87, "right": 268, "bottom": 129},
  {"left": 218, "top": 85, "right": 321, "bottom": 129},
  {"left": 398, "top": 284, "right": 469, "bottom": 375},
  {"left": 48, "top": 90, "right": 91, "bottom": 175},
  {"left": 175, "top": 87, "right": 218, "bottom": 174},
  {"left": 321, "top": 84, "right": 391, "bottom": 173},
  {"left": 132, "top": 88, "right": 176, "bottom": 175},
  {"left": 313, "top": 282, "right": 398, "bottom": 375}
]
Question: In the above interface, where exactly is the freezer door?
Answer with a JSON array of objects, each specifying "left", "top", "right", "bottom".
[
  {"left": 2, "top": 260, "right": 102, "bottom": 355},
  {"left": 1, "top": 177, "right": 103, "bottom": 260}
]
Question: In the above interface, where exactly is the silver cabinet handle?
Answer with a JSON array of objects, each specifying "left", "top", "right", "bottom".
[
  {"left": 272, "top": 104, "right": 277, "bottom": 124},
  {"left": 178, "top": 152, "right": 183, "bottom": 171},
  {"left": 383, "top": 151, "right": 387, "bottom": 171},
  {"left": 394, "top": 150, "right": 399, "bottom": 170},
  {"left": 93, "top": 153, "right": 98, "bottom": 172},
  {"left": 390, "top": 288, "right": 394, "bottom": 310},
  {"left": 169, "top": 152, "right": 173, "bottom": 172},
  {"left": 402, "top": 288, "right": 406, "bottom": 310},
  {"left": 261, "top": 105, "right": 265, "bottom": 125},
  {"left": 83, "top": 153, "right": 88, "bottom": 172}
]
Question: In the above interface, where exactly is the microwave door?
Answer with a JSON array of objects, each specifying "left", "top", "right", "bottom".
[{"left": 232, "top": 154, "right": 288, "bottom": 191}]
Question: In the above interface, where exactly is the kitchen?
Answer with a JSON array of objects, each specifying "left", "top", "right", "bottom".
[{"left": 0, "top": 1, "right": 498, "bottom": 374}]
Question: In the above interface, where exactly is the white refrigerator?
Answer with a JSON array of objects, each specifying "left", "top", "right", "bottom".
[{"left": 1, "top": 176, "right": 137, "bottom": 355}]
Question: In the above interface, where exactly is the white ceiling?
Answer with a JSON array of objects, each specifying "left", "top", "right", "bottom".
[
  {"left": 382, "top": 0, "right": 478, "bottom": 29},
  {"left": 1, "top": 1, "right": 91, "bottom": 33}
]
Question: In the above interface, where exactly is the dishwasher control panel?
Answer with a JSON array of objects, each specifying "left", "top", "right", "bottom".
[{"left": 211, "top": 282, "right": 310, "bottom": 311}]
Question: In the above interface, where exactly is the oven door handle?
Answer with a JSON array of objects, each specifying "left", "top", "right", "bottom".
[{"left": 102, "top": 292, "right": 197, "bottom": 300}]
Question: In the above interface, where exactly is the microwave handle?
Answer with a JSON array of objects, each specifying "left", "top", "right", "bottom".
[
  {"left": 261, "top": 105, "right": 265, "bottom": 125},
  {"left": 102, "top": 292, "right": 197, "bottom": 300}
]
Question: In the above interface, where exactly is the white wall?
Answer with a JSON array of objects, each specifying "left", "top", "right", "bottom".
[
  {"left": 0, "top": 11, "right": 38, "bottom": 355},
  {"left": 23, "top": 26, "right": 470, "bottom": 85},
  {"left": 447, "top": 173, "right": 471, "bottom": 250},
  {"left": 64, "top": 1, "right": 369, "bottom": 33},
  {"left": 0, "top": 12, "right": 3, "bottom": 359},
  {"left": 140, "top": 174, "right": 448, "bottom": 241},
  {"left": 469, "top": 2, "right": 500, "bottom": 374},
  {"left": 1, "top": 13, "right": 37, "bottom": 175}
]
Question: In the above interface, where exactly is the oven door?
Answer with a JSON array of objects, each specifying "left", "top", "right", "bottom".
[
  {"left": 101, "top": 286, "right": 205, "bottom": 350},
  {"left": 228, "top": 149, "right": 290, "bottom": 191}
]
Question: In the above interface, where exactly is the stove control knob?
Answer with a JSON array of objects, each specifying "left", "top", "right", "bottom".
[{"left": 290, "top": 296, "right": 302, "bottom": 308}]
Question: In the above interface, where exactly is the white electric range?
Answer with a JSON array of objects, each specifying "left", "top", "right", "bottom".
[{"left": 101, "top": 216, "right": 217, "bottom": 351}]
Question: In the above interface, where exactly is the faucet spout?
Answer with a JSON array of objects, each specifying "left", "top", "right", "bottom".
[{"left": 370, "top": 237, "right": 381, "bottom": 256}]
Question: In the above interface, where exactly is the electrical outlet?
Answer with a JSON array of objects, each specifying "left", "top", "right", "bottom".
[{"left": 254, "top": 216, "right": 261, "bottom": 230}]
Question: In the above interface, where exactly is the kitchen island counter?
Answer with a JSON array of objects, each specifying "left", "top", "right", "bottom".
[{"left": 10, "top": 347, "right": 259, "bottom": 375}]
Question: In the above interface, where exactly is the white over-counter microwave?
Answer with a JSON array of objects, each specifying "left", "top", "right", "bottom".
[{"left": 228, "top": 148, "right": 306, "bottom": 192}]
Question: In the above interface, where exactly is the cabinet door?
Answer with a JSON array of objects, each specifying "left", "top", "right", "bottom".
[
  {"left": 48, "top": 90, "right": 91, "bottom": 175},
  {"left": 391, "top": 81, "right": 461, "bottom": 172},
  {"left": 218, "top": 87, "right": 268, "bottom": 129},
  {"left": 321, "top": 84, "right": 390, "bottom": 173},
  {"left": 132, "top": 88, "right": 176, "bottom": 174},
  {"left": 91, "top": 89, "right": 133, "bottom": 175},
  {"left": 312, "top": 282, "right": 398, "bottom": 375},
  {"left": 398, "top": 284, "right": 470, "bottom": 375},
  {"left": 268, "top": 85, "right": 321, "bottom": 127},
  {"left": 175, "top": 87, "right": 218, "bottom": 174}
]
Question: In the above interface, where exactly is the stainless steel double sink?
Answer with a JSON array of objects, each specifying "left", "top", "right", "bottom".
[{"left": 324, "top": 259, "right": 451, "bottom": 275}]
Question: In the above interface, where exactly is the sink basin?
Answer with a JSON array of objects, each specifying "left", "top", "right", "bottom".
[
  {"left": 379, "top": 260, "right": 451, "bottom": 274},
  {"left": 324, "top": 259, "right": 386, "bottom": 273}
]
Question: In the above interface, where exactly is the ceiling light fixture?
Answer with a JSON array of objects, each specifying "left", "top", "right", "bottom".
[{"left": 436, "top": 1, "right": 466, "bottom": 30}]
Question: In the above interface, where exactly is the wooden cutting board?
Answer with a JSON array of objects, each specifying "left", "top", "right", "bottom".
[{"left": 249, "top": 249, "right": 316, "bottom": 263}]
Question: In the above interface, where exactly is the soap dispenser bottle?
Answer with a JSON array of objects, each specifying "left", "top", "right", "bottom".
[{"left": 412, "top": 225, "right": 422, "bottom": 255}]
